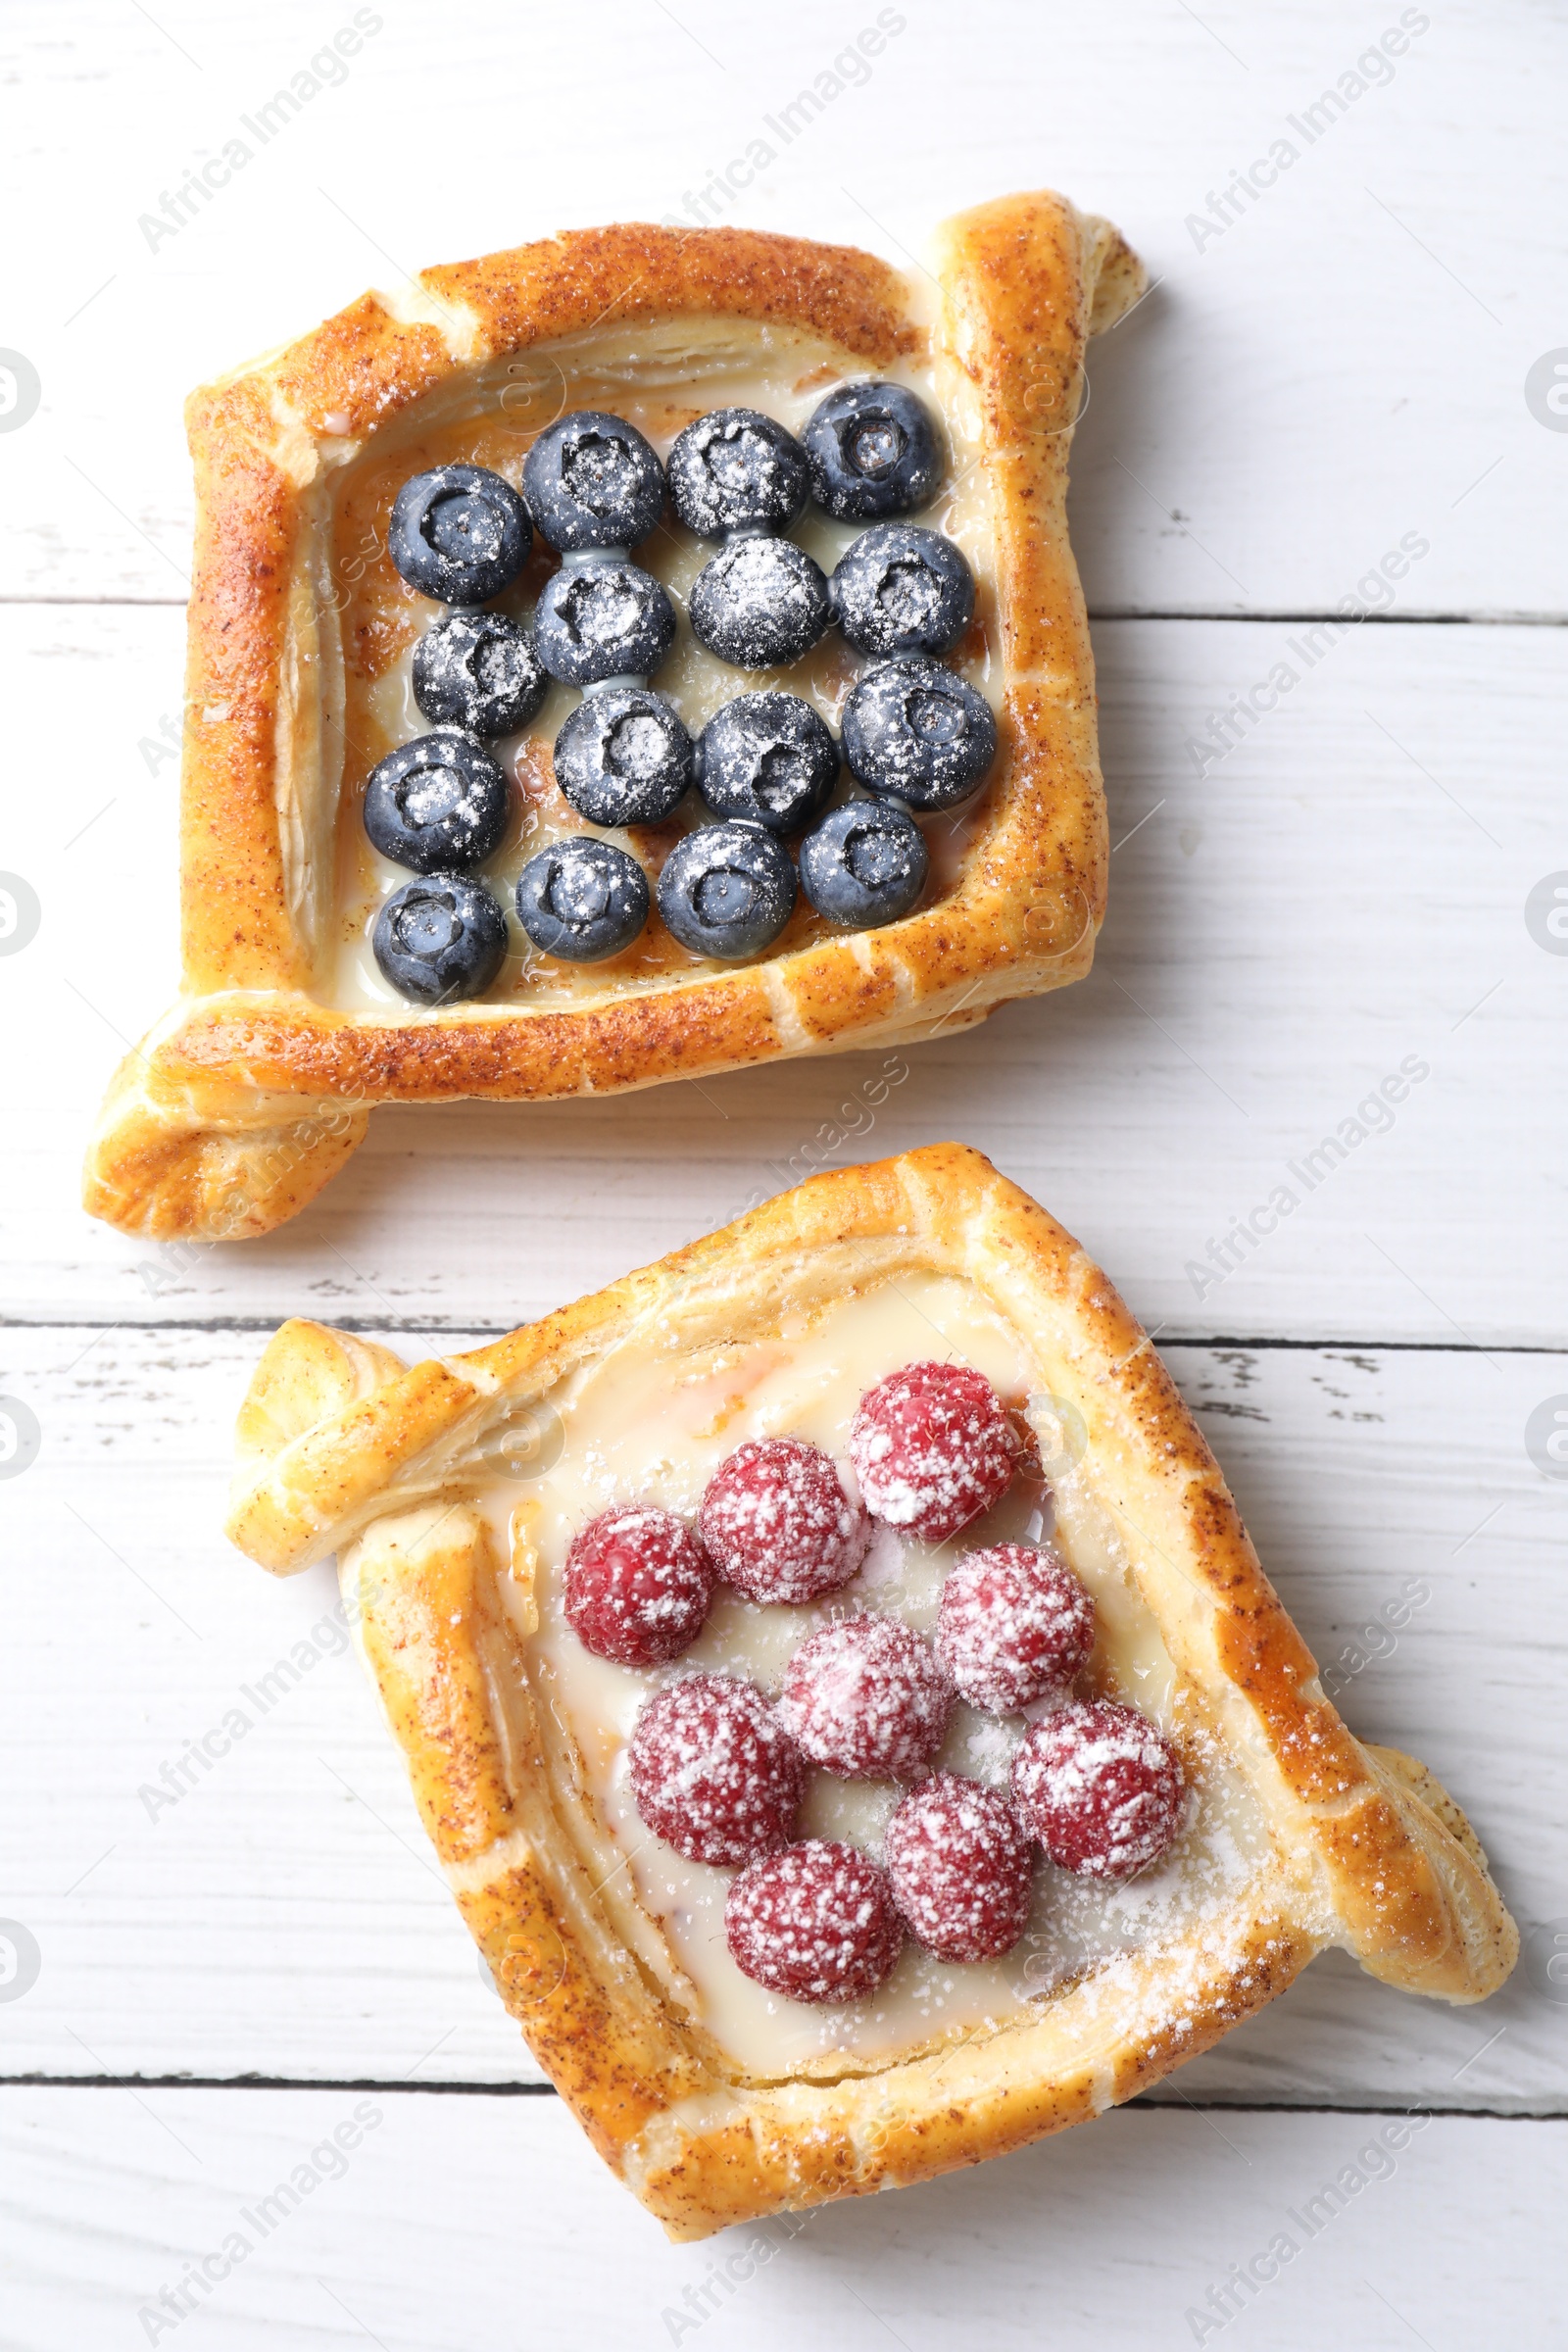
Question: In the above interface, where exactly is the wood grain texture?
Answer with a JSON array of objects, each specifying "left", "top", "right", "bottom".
[
  {"left": 2, "top": 2091, "right": 1563, "bottom": 2351},
  {"left": 6, "top": 609, "right": 1563, "bottom": 1340},
  {"left": 0, "top": 1328, "right": 1558, "bottom": 2101},
  {"left": 3, "top": 0, "right": 1563, "bottom": 2324},
  {"left": 3, "top": 1, "right": 1565, "bottom": 615}
]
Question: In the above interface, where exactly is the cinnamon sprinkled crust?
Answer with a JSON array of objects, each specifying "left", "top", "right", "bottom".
[
  {"left": 83, "top": 191, "right": 1143, "bottom": 1241},
  {"left": 223, "top": 1145, "right": 1517, "bottom": 2240}
]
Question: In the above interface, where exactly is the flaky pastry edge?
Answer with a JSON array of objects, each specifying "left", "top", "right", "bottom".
[
  {"left": 222, "top": 1144, "right": 1516, "bottom": 2238},
  {"left": 84, "top": 192, "right": 1142, "bottom": 1240}
]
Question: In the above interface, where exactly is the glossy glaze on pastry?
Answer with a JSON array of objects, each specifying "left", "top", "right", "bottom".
[
  {"left": 84, "top": 192, "right": 1144, "bottom": 1240},
  {"left": 223, "top": 1146, "right": 1517, "bottom": 2238}
]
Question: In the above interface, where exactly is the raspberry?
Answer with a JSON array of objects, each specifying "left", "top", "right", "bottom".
[
  {"left": 627, "top": 1674, "right": 805, "bottom": 1865},
  {"left": 849, "top": 1360, "right": 1015, "bottom": 1543},
  {"left": 934, "top": 1544, "right": 1096, "bottom": 1714},
  {"left": 883, "top": 1773, "right": 1034, "bottom": 1961},
  {"left": 725, "top": 1839, "right": 905, "bottom": 2004},
  {"left": 700, "top": 1437, "right": 869, "bottom": 1606},
  {"left": 1010, "top": 1700, "right": 1184, "bottom": 1881},
  {"left": 777, "top": 1614, "right": 952, "bottom": 1781},
  {"left": 564, "top": 1506, "right": 714, "bottom": 1667}
]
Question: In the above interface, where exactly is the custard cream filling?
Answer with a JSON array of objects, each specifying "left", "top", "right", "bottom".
[
  {"left": 470, "top": 1272, "right": 1270, "bottom": 2079},
  {"left": 320, "top": 308, "right": 999, "bottom": 1013}
]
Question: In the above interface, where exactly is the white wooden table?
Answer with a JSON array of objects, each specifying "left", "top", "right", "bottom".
[{"left": 3, "top": 3, "right": 1565, "bottom": 2343}]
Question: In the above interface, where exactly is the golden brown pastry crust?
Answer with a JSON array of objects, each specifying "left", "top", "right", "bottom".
[
  {"left": 83, "top": 193, "right": 1142, "bottom": 1240},
  {"left": 224, "top": 1145, "right": 1516, "bottom": 2239}
]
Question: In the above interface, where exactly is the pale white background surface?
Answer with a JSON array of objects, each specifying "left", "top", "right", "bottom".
[{"left": 2, "top": 1, "right": 1566, "bottom": 2346}]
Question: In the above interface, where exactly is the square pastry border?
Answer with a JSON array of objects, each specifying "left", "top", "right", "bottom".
[
  {"left": 84, "top": 191, "right": 1145, "bottom": 1239},
  {"left": 225, "top": 1145, "right": 1516, "bottom": 2239}
]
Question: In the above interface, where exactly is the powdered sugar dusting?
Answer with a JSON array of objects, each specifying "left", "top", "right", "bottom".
[
  {"left": 726, "top": 1838, "right": 904, "bottom": 2003},
  {"left": 777, "top": 1613, "right": 952, "bottom": 1781},
  {"left": 700, "top": 1437, "right": 869, "bottom": 1604},
  {"left": 490, "top": 1270, "right": 1273, "bottom": 2071},
  {"left": 564, "top": 1504, "right": 714, "bottom": 1666},
  {"left": 628, "top": 1673, "right": 804, "bottom": 1865},
  {"left": 936, "top": 1542, "right": 1096, "bottom": 1713},
  {"left": 1011, "top": 1700, "right": 1185, "bottom": 1881},
  {"left": 884, "top": 1773, "right": 1033, "bottom": 1961},
  {"left": 850, "top": 1360, "right": 1016, "bottom": 1542}
]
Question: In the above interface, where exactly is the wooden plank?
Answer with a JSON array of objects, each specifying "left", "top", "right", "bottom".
[
  {"left": 7, "top": 607, "right": 1565, "bottom": 1343},
  {"left": 1, "top": 2089, "right": 1562, "bottom": 2350},
  {"left": 5, "top": 8, "right": 1561, "bottom": 2341},
  {"left": 2, "top": 0, "right": 1565, "bottom": 613},
  {"left": 0, "top": 1328, "right": 1556, "bottom": 2103}
]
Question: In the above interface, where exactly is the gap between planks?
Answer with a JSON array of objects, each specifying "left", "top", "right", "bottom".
[
  {"left": 5, "top": 1319, "right": 1559, "bottom": 1354},
  {"left": 0, "top": 2079, "right": 1555, "bottom": 2124}
]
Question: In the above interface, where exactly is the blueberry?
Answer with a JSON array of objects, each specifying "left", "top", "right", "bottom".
[
  {"left": 412, "top": 611, "right": 548, "bottom": 739},
  {"left": 799, "top": 800, "right": 928, "bottom": 928},
  {"left": 688, "top": 537, "right": 830, "bottom": 669},
  {"left": 553, "top": 687, "right": 693, "bottom": 827},
  {"left": 522, "top": 411, "right": 665, "bottom": 552},
  {"left": 534, "top": 556, "right": 675, "bottom": 686},
  {"left": 841, "top": 658, "right": 998, "bottom": 810},
  {"left": 830, "top": 523, "right": 974, "bottom": 658},
  {"left": 515, "top": 836, "right": 650, "bottom": 962},
  {"left": 657, "top": 822, "right": 798, "bottom": 960},
  {"left": 363, "top": 731, "right": 510, "bottom": 872},
  {"left": 666, "top": 408, "right": 810, "bottom": 538},
  {"left": 372, "top": 873, "right": 508, "bottom": 1004},
  {"left": 803, "top": 382, "right": 943, "bottom": 520},
  {"left": 694, "top": 692, "right": 838, "bottom": 835},
  {"left": 388, "top": 465, "right": 529, "bottom": 605}
]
